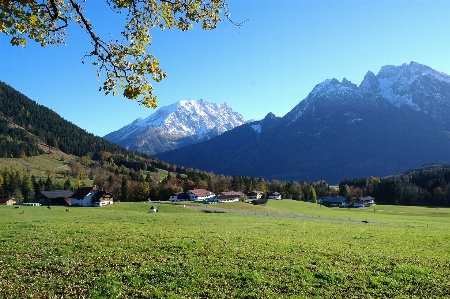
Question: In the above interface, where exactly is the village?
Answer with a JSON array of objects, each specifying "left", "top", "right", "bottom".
[
  {"left": 0, "top": 186, "right": 114, "bottom": 207},
  {"left": 0, "top": 186, "right": 376, "bottom": 208}
]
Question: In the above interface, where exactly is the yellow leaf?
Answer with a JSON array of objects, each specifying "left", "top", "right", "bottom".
[{"left": 30, "top": 15, "right": 37, "bottom": 25}]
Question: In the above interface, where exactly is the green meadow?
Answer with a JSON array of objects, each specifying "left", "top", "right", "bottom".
[{"left": 1, "top": 201, "right": 449, "bottom": 298}]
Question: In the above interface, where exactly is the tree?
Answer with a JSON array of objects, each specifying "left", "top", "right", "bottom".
[
  {"left": 21, "top": 176, "right": 35, "bottom": 202},
  {"left": 61, "top": 179, "right": 70, "bottom": 190},
  {"left": 31, "top": 175, "right": 41, "bottom": 194},
  {"left": 307, "top": 185, "right": 317, "bottom": 202},
  {"left": 121, "top": 176, "right": 129, "bottom": 201},
  {"left": 1, "top": 0, "right": 239, "bottom": 107},
  {"left": 44, "top": 176, "right": 53, "bottom": 190}
]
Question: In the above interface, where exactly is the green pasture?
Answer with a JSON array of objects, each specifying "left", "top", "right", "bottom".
[
  {"left": 0, "top": 152, "right": 74, "bottom": 178},
  {"left": 0, "top": 201, "right": 449, "bottom": 298},
  {"left": 269, "top": 200, "right": 450, "bottom": 228}
]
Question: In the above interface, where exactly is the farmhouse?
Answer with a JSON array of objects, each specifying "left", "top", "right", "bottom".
[
  {"left": 221, "top": 191, "right": 246, "bottom": 197},
  {"left": 70, "top": 186, "right": 98, "bottom": 206},
  {"left": 0, "top": 198, "right": 16, "bottom": 205},
  {"left": 268, "top": 192, "right": 282, "bottom": 199},
  {"left": 169, "top": 192, "right": 190, "bottom": 202},
  {"left": 70, "top": 186, "right": 114, "bottom": 207},
  {"left": 319, "top": 196, "right": 350, "bottom": 207},
  {"left": 218, "top": 191, "right": 246, "bottom": 202},
  {"left": 92, "top": 191, "right": 114, "bottom": 207},
  {"left": 186, "top": 189, "right": 215, "bottom": 202},
  {"left": 35, "top": 190, "right": 73, "bottom": 206},
  {"left": 216, "top": 194, "right": 240, "bottom": 203},
  {"left": 247, "top": 191, "right": 264, "bottom": 199},
  {"left": 354, "top": 196, "right": 376, "bottom": 207}
]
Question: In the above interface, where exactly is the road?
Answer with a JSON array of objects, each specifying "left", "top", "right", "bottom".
[{"left": 183, "top": 205, "right": 364, "bottom": 223}]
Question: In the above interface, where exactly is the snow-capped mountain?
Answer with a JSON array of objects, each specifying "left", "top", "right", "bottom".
[
  {"left": 287, "top": 62, "right": 450, "bottom": 126},
  {"left": 156, "top": 62, "right": 450, "bottom": 183},
  {"left": 104, "top": 99, "right": 245, "bottom": 154}
]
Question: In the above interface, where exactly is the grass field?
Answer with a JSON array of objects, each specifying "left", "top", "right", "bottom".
[
  {"left": 0, "top": 152, "right": 74, "bottom": 178},
  {"left": 1, "top": 201, "right": 449, "bottom": 298}
]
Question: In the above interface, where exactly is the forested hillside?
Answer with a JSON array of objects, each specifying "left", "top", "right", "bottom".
[
  {"left": 339, "top": 164, "right": 450, "bottom": 206},
  {"left": 0, "top": 118, "right": 43, "bottom": 158},
  {"left": 0, "top": 81, "right": 135, "bottom": 157},
  {"left": 0, "top": 81, "right": 175, "bottom": 173}
]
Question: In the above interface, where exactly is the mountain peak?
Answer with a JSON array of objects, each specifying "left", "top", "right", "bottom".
[
  {"left": 378, "top": 61, "right": 431, "bottom": 80},
  {"left": 359, "top": 70, "right": 380, "bottom": 93},
  {"left": 341, "top": 78, "right": 357, "bottom": 89},
  {"left": 104, "top": 99, "right": 245, "bottom": 154},
  {"left": 308, "top": 78, "right": 358, "bottom": 101},
  {"left": 263, "top": 112, "right": 277, "bottom": 120}
]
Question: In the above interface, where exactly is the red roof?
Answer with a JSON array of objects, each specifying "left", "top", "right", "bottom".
[
  {"left": 188, "top": 189, "right": 214, "bottom": 197},
  {"left": 221, "top": 191, "right": 246, "bottom": 196}
]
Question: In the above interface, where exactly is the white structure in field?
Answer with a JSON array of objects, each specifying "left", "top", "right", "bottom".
[
  {"left": 186, "top": 189, "right": 215, "bottom": 202},
  {"left": 268, "top": 192, "right": 282, "bottom": 199},
  {"left": 169, "top": 192, "right": 190, "bottom": 202},
  {"left": 247, "top": 191, "right": 264, "bottom": 199},
  {"left": 70, "top": 186, "right": 114, "bottom": 207},
  {"left": 354, "top": 196, "right": 376, "bottom": 207}
]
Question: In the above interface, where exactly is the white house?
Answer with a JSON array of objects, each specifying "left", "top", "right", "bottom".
[
  {"left": 92, "top": 191, "right": 114, "bottom": 207},
  {"left": 186, "top": 189, "right": 215, "bottom": 202},
  {"left": 247, "top": 191, "right": 263, "bottom": 199},
  {"left": 354, "top": 196, "right": 376, "bottom": 207},
  {"left": 268, "top": 192, "right": 282, "bottom": 200},
  {"left": 169, "top": 192, "right": 190, "bottom": 202},
  {"left": 70, "top": 187, "right": 114, "bottom": 207},
  {"left": 216, "top": 194, "right": 240, "bottom": 203},
  {"left": 320, "top": 196, "right": 349, "bottom": 207}
]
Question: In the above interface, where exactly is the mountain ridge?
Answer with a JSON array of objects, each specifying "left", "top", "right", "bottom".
[
  {"left": 156, "top": 62, "right": 450, "bottom": 183},
  {"left": 104, "top": 99, "right": 245, "bottom": 154}
]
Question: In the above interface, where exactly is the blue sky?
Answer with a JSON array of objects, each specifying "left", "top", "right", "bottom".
[{"left": 2, "top": 0, "right": 450, "bottom": 137}]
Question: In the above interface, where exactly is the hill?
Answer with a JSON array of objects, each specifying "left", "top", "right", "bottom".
[{"left": 0, "top": 81, "right": 142, "bottom": 158}]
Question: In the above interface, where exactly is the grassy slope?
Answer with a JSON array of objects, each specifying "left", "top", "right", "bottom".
[
  {"left": 0, "top": 153, "right": 173, "bottom": 184},
  {"left": 0, "top": 151, "right": 74, "bottom": 178},
  {"left": 0, "top": 202, "right": 449, "bottom": 298}
]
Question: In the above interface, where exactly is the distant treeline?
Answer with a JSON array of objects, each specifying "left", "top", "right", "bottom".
[
  {"left": 339, "top": 165, "right": 450, "bottom": 206},
  {"left": 2, "top": 155, "right": 450, "bottom": 207}
]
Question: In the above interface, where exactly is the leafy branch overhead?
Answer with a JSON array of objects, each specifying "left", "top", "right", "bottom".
[{"left": 0, "top": 0, "right": 243, "bottom": 108}]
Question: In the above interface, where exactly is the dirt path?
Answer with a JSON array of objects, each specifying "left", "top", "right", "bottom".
[{"left": 183, "top": 205, "right": 363, "bottom": 223}]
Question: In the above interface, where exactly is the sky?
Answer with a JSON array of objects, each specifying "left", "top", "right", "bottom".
[{"left": 2, "top": 0, "right": 450, "bottom": 137}]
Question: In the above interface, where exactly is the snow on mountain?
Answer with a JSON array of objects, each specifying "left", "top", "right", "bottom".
[
  {"left": 287, "top": 77, "right": 377, "bottom": 125},
  {"left": 156, "top": 62, "right": 450, "bottom": 183},
  {"left": 104, "top": 99, "right": 245, "bottom": 154},
  {"left": 359, "top": 61, "right": 450, "bottom": 114},
  {"left": 288, "top": 61, "right": 450, "bottom": 126}
]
